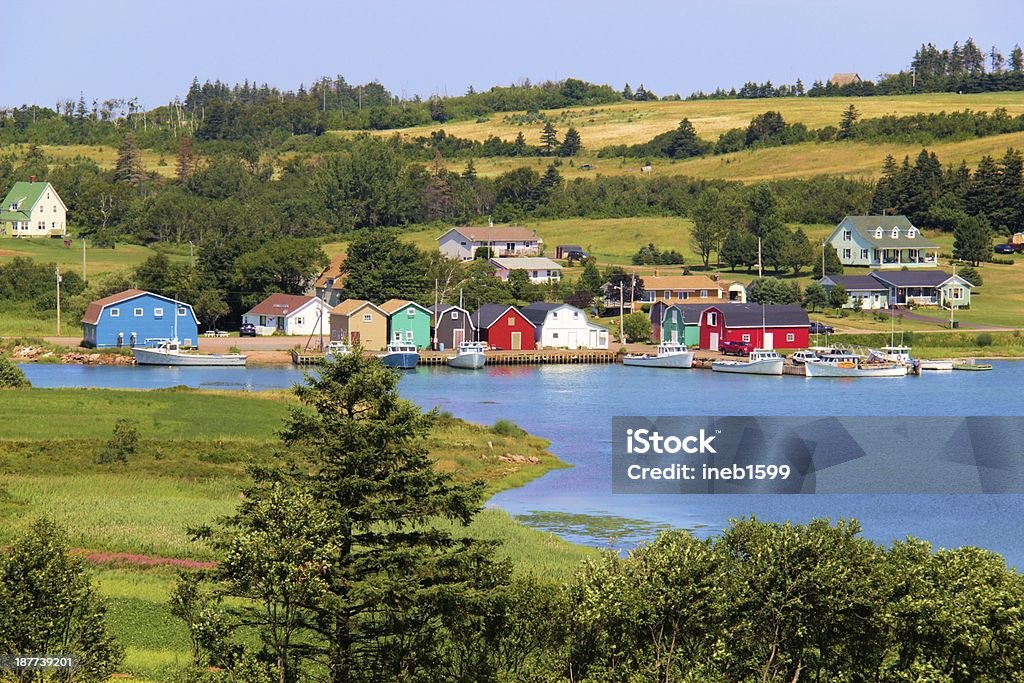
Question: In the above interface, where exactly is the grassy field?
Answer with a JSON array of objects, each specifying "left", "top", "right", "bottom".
[
  {"left": 0, "top": 237, "right": 189, "bottom": 278},
  {"left": 0, "top": 386, "right": 592, "bottom": 681},
  {"left": 3, "top": 143, "right": 178, "bottom": 178}
]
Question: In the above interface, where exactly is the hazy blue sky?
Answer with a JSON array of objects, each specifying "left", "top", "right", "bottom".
[{"left": 3, "top": 0, "right": 1022, "bottom": 108}]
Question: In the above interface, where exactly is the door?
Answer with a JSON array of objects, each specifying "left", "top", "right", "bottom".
[
  {"left": 453, "top": 328, "right": 465, "bottom": 347},
  {"left": 350, "top": 331, "right": 360, "bottom": 345},
  {"left": 710, "top": 332, "right": 719, "bottom": 351},
  {"left": 670, "top": 329, "right": 678, "bottom": 343},
  {"left": 763, "top": 332, "right": 774, "bottom": 350},
  {"left": 511, "top": 332, "right": 522, "bottom": 350},
  {"left": 568, "top": 331, "right": 579, "bottom": 350}
]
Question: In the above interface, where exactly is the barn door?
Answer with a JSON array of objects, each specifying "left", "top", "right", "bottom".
[
  {"left": 710, "top": 332, "right": 719, "bottom": 351},
  {"left": 453, "top": 328, "right": 464, "bottom": 347},
  {"left": 763, "top": 332, "right": 774, "bottom": 350},
  {"left": 671, "top": 329, "right": 678, "bottom": 343},
  {"left": 568, "top": 332, "right": 578, "bottom": 349},
  {"left": 511, "top": 332, "right": 521, "bottom": 350}
]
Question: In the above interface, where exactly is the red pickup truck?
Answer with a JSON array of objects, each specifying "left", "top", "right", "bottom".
[{"left": 719, "top": 339, "right": 754, "bottom": 356}]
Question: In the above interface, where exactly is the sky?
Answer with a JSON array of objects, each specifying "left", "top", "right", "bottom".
[{"left": 3, "top": 0, "right": 1023, "bottom": 109}]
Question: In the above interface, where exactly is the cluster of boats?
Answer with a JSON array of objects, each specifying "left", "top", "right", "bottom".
[
  {"left": 325, "top": 341, "right": 489, "bottom": 370},
  {"left": 622, "top": 342, "right": 989, "bottom": 377}
]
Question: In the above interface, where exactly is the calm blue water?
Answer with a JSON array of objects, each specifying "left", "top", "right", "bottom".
[{"left": 20, "top": 362, "right": 1024, "bottom": 567}]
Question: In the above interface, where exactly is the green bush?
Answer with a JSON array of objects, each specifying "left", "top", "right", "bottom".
[
  {"left": 976, "top": 332, "right": 994, "bottom": 347},
  {"left": 98, "top": 418, "right": 138, "bottom": 464},
  {"left": 0, "top": 355, "right": 31, "bottom": 388},
  {"left": 492, "top": 419, "right": 526, "bottom": 437}
]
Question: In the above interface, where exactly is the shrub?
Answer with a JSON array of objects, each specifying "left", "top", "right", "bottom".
[
  {"left": 492, "top": 419, "right": 526, "bottom": 437},
  {"left": 0, "top": 355, "right": 31, "bottom": 388},
  {"left": 622, "top": 312, "right": 652, "bottom": 342},
  {"left": 975, "top": 332, "right": 994, "bottom": 347},
  {"left": 958, "top": 265, "right": 983, "bottom": 286},
  {"left": 99, "top": 419, "right": 138, "bottom": 464}
]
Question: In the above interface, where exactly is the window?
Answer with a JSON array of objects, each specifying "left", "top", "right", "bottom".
[
  {"left": 891, "top": 228, "right": 900, "bottom": 238},
  {"left": 109, "top": 308, "right": 120, "bottom": 318},
  {"left": 507, "top": 317, "right": 515, "bottom": 326},
  {"left": 843, "top": 230, "right": 851, "bottom": 241},
  {"left": 950, "top": 287, "right": 964, "bottom": 299},
  {"left": 678, "top": 291, "right": 687, "bottom": 300},
  {"left": 707, "top": 312, "right": 717, "bottom": 326},
  {"left": 407, "top": 307, "right": 416, "bottom": 317},
  {"left": 742, "top": 334, "right": 751, "bottom": 342},
  {"left": 37, "top": 221, "right": 45, "bottom": 230},
  {"left": 362, "top": 314, "right": 372, "bottom": 322},
  {"left": 51, "top": 221, "right": 56, "bottom": 229},
  {"left": 450, "top": 311, "right": 458, "bottom": 320},
  {"left": 553, "top": 332, "right": 559, "bottom": 339},
  {"left": 860, "top": 249, "right": 869, "bottom": 259},
  {"left": 259, "top": 315, "right": 267, "bottom": 326},
  {"left": 700, "top": 289, "right": 708, "bottom": 298},
  {"left": 875, "top": 228, "right": 883, "bottom": 238},
  {"left": 134, "top": 308, "right": 144, "bottom": 317},
  {"left": 907, "top": 228, "right": 916, "bottom": 238},
  {"left": 531, "top": 271, "right": 538, "bottom": 278},
  {"left": 296, "top": 317, "right": 304, "bottom": 326},
  {"left": 404, "top": 331, "right": 414, "bottom": 340},
  {"left": 506, "top": 242, "right": 515, "bottom": 251},
  {"left": 843, "top": 248, "right": 852, "bottom": 259},
  {"left": 153, "top": 307, "right": 164, "bottom": 319},
  {"left": 787, "top": 333, "right": 795, "bottom": 342},
  {"left": 551, "top": 312, "right": 558, "bottom": 319},
  {"left": 177, "top": 307, "right": 187, "bottom": 316},
  {"left": 573, "top": 312, "right": 579, "bottom": 319},
  {"left": 53, "top": 205, "right": 56, "bottom": 212}
]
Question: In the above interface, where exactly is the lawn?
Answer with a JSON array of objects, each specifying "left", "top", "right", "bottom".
[
  {"left": 0, "top": 386, "right": 590, "bottom": 681},
  {"left": 0, "top": 236, "right": 188, "bottom": 279}
]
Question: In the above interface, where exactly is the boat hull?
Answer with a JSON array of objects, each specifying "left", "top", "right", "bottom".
[
  {"left": 447, "top": 352, "right": 486, "bottom": 369},
  {"left": 804, "top": 362, "right": 906, "bottom": 378},
  {"left": 918, "top": 359, "right": 954, "bottom": 371},
  {"left": 623, "top": 352, "right": 694, "bottom": 369},
  {"left": 132, "top": 348, "right": 247, "bottom": 367},
  {"left": 379, "top": 352, "right": 419, "bottom": 369},
  {"left": 953, "top": 362, "right": 993, "bottom": 371},
  {"left": 711, "top": 358, "right": 784, "bottom": 375}
]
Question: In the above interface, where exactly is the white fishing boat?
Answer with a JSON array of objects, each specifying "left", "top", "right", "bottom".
[
  {"left": 378, "top": 343, "right": 420, "bottom": 369},
  {"left": 874, "top": 344, "right": 913, "bottom": 364},
  {"left": 323, "top": 340, "right": 350, "bottom": 362},
  {"left": 132, "top": 339, "right": 247, "bottom": 367},
  {"left": 623, "top": 342, "right": 694, "bottom": 369},
  {"left": 804, "top": 359, "right": 907, "bottom": 378},
  {"left": 447, "top": 341, "right": 487, "bottom": 369},
  {"left": 812, "top": 346, "right": 863, "bottom": 364},
  {"left": 712, "top": 348, "right": 784, "bottom": 376}
]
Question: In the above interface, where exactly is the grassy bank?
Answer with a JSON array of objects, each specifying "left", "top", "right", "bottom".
[{"left": 0, "top": 386, "right": 590, "bottom": 681}]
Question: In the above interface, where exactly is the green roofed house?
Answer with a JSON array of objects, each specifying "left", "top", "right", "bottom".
[
  {"left": 826, "top": 215, "right": 939, "bottom": 269},
  {"left": 1, "top": 178, "right": 67, "bottom": 238},
  {"left": 379, "top": 299, "right": 432, "bottom": 349}
]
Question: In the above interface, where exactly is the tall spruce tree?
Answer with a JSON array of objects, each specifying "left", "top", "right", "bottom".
[
  {"left": 558, "top": 127, "right": 582, "bottom": 157},
  {"left": 539, "top": 122, "right": 559, "bottom": 156},
  {"left": 114, "top": 134, "right": 145, "bottom": 187}
]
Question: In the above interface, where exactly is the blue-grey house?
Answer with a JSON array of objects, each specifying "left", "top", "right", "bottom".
[{"left": 82, "top": 289, "right": 199, "bottom": 348}]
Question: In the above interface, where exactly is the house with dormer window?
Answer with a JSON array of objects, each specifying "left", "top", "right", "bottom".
[
  {"left": 826, "top": 215, "right": 939, "bottom": 269},
  {"left": 1, "top": 178, "right": 67, "bottom": 238}
]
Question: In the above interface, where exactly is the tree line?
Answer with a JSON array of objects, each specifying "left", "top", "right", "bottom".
[{"left": 5, "top": 355, "right": 1023, "bottom": 682}]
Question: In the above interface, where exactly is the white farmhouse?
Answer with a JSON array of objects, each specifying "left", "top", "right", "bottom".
[
  {"left": 242, "top": 293, "right": 331, "bottom": 336},
  {"left": 489, "top": 257, "right": 562, "bottom": 284},
  {"left": 437, "top": 225, "right": 541, "bottom": 261},
  {"left": 827, "top": 215, "right": 939, "bottom": 269},
  {"left": 521, "top": 302, "right": 609, "bottom": 349},
  {"left": 1, "top": 178, "right": 67, "bottom": 237}
]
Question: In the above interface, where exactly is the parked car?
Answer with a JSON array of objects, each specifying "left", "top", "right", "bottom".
[
  {"left": 719, "top": 339, "right": 754, "bottom": 356},
  {"left": 809, "top": 321, "right": 835, "bottom": 335},
  {"left": 994, "top": 243, "right": 1018, "bottom": 255},
  {"left": 239, "top": 323, "right": 257, "bottom": 337}
]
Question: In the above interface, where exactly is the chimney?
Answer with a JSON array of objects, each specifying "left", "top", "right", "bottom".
[{"left": 29, "top": 175, "right": 36, "bottom": 183}]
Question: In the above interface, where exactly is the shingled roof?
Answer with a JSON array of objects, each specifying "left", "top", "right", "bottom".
[
  {"left": 245, "top": 293, "right": 321, "bottom": 317},
  {"left": 839, "top": 215, "right": 940, "bottom": 249},
  {"left": 711, "top": 303, "right": 810, "bottom": 328},
  {"left": 442, "top": 226, "right": 539, "bottom": 243},
  {"left": 471, "top": 304, "right": 535, "bottom": 329},
  {"left": 870, "top": 270, "right": 971, "bottom": 288}
]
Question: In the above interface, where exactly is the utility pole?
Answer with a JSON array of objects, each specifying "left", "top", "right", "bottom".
[
  {"left": 821, "top": 240, "right": 826, "bottom": 278},
  {"left": 757, "top": 236, "right": 763, "bottom": 278},
  {"left": 619, "top": 284, "right": 625, "bottom": 344},
  {"left": 82, "top": 237, "right": 87, "bottom": 282},
  {"left": 55, "top": 266, "right": 62, "bottom": 335}
]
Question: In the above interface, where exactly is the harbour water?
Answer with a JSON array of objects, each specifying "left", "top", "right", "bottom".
[{"left": 20, "top": 361, "right": 1024, "bottom": 567}]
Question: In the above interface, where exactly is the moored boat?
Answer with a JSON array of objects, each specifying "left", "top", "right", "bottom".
[
  {"left": 875, "top": 344, "right": 913, "bottom": 364},
  {"left": 918, "top": 359, "right": 954, "bottom": 371},
  {"left": 712, "top": 348, "right": 784, "bottom": 376},
  {"left": 953, "top": 360, "right": 993, "bottom": 371},
  {"left": 378, "top": 343, "right": 420, "bottom": 369},
  {"left": 804, "top": 359, "right": 907, "bottom": 378},
  {"left": 132, "top": 339, "right": 247, "bottom": 367},
  {"left": 623, "top": 342, "right": 694, "bottom": 369},
  {"left": 447, "top": 341, "right": 487, "bottom": 370}
]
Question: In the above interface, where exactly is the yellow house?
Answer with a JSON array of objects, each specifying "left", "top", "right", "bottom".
[{"left": 329, "top": 300, "right": 387, "bottom": 350}]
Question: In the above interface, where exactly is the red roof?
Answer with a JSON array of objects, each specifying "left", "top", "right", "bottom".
[
  {"left": 81, "top": 289, "right": 148, "bottom": 325},
  {"left": 245, "top": 293, "right": 321, "bottom": 317}
]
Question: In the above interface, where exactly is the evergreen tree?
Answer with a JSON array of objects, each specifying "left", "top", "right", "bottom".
[
  {"left": 746, "top": 185, "right": 783, "bottom": 238},
  {"left": 194, "top": 353, "right": 506, "bottom": 683},
  {"left": 512, "top": 132, "right": 527, "bottom": 156},
  {"left": 691, "top": 190, "right": 724, "bottom": 268},
  {"left": 994, "top": 148, "right": 1024, "bottom": 233},
  {"left": 812, "top": 247, "right": 844, "bottom": 279},
  {"left": 954, "top": 213, "right": 992, "bottom": 266},
  {"left": 721, "top": 229, "right": 757, "bottom": 272},
  {"left": 828, "top": 283, "right": 849, "bottom": 309},
  {"left": 870, "top": 155, "right": 900, "bottom": 214},
  {"left": 539, "top": 122, "right": 559, "bottom": 156},
  {"left": 622, "top": 83, "right": 634, "bottom": 100},
  {"left": 966, "top": 155, "right": 1002, "bottom": 218},
  {"left": 114, "top": 134, "right": 145, "bottom": 187},
  {"left": 539, "top": 164, "right": 563, "bottom": 193},
  {"left": 1011, "top": 45, "right": 1024, "bottom": 72},
  {"left": 558, "top": 127, "right": 582, "bottom": 157},
  {"left": 664, "top": 118, "right": 709, "bottom": 158},
  {"left": 802, "top": 282, "right": 829, "bottom": 311},
  {"left": 580, "top": 260, "right": 604, "bottom": 297},
  {"left": 341, "top": 230, "right": 429, "bottom": 302},
  {"left": 462, "top": 158, "right": 477, "bottom": 181},
  {"left": 837, "top": 104, "right": 859, "bottom": 140},
  {"left": 784, "top": 228, "right": 813, "bottom": 275}
]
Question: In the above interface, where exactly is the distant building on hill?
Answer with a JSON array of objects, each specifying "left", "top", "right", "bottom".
[
  {"left": 1, "top": 177, "right": 67, "bottom": 238},
  {"left": 437, "top": 225, "right": 542, "bottom": 261},
  {"left": 829, "top": 73, "right": 862, "bottom": 87},
  {"left": 826, "top": 215, "right": 940, "bottom": 269}
]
